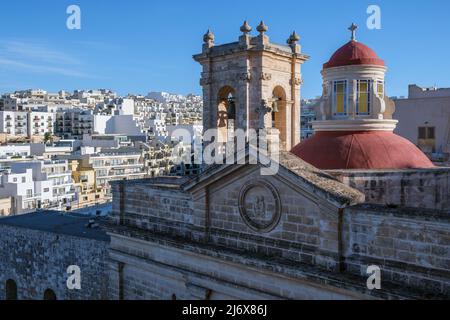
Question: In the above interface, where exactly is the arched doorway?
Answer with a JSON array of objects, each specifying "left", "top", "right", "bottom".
[
  {"left": 271, "top": 86, "right": 287, "bottom": 149},
  {"left": 43, "top": 288, "right": 57, "bottom": 300},
  {"left": 217, "top": 86, "right": 236, "bottom": 144},
  {"left": 5, "top": 279, "right": 17, "bottom": 300}
]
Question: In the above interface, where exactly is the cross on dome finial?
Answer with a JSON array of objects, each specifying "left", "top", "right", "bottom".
[{"left": 348, "top": 23, "right": 358, "bottom": 41}]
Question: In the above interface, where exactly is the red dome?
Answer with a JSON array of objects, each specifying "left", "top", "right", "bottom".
[
  {"left": 324, "top": 40, "right": 385, "bottom": 69},
  {"left": 291, "top": 131, "right": 435, "bottom": 170}
]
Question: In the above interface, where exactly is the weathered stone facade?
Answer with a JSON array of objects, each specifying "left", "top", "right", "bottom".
[
  {"left": 193, "top": 24, "right": 308, "bottom": 151},
  {"left": 106, "top": 151, "right": 450, "bottom": 300},
  {"left": 0, "top": 212, "right": 110, "bottom": 300},
  {"left": 344, "top": 204, "right": 450, "bottom": 296},
  {"left": 330, "top": 168, "right": 450, "bottom": 210}
]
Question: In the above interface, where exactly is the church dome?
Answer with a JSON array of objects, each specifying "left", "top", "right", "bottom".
[
  {"left": 291, "top": 131, "right": 435, "bottom": 170},
  {"left": 323, "top": 40, "right": 385, "bottom": 69}
]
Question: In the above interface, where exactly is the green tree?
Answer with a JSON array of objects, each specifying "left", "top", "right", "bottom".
[{"left": 44, "top": 132, "right": 53, "bottom": 144}]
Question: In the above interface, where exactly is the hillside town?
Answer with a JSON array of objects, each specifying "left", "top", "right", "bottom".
[{"left": 0, "top": 89, "right": 203, "bottom": 215}]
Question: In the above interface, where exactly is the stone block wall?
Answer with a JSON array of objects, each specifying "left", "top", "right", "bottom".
[
  {"left": 0, "top": 225, "right": 110, "bottom": 300},
  {"left": 110, "top": 179, "right": 194, "bottom": 238},
  {"left": 343, "top": 204, "right": 450, "bottom": 297},
  {"left": 204, "top": 168, "right": 340, "bottom": 271},
  {"left": 110, "top": 171, "right": 343, "bottom": 273},
  {"left": 108, "top": 169, "right": 450, "bottom": 299},
  {"left": 330, "top": 168, "right": 450, "bottom": 210}
]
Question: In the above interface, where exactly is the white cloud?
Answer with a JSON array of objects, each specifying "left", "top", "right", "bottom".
[
  {"left": 0, "top": 57, "right": 89, "bottom": 77},
  {"left": 1, "top": 40, "right": 81, "bottom": 65},
  {"left": 0, "top": 40, "right": 90, "bottom": 78}
]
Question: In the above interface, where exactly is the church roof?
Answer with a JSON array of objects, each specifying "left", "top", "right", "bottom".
[
  {"left": 291, "top": 131, "right": 435, "bottom": 170},
  {"left": 183, "top": 148, "right": 365, "bottom": 208},
  {"left": 323, "top": 40, "right": 385, "bottom": 69},
  {"left": 0, "top": 211, "right": 110, "bottom": 241}
]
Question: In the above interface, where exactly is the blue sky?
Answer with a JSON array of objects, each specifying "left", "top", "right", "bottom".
[{"left": 0, "top": 0, "right": 449, "bottom": 98}]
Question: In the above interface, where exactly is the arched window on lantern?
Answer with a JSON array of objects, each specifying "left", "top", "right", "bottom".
[
  {"left": 333, "top": 80, "right": 348, "bottom": 116},
  {"left": 356, "top": 80, "right": 372, "bottom": 116}
]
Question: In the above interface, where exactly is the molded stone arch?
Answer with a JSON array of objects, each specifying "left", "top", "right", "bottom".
[
  {"left": 216, "top": 86, "right": 237, "bottom": 143},
  {"left": 271, "top": 85, "right": 288, "bottom": 149}
]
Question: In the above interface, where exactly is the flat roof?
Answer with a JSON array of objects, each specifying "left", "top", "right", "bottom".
[{"left": 0, "top": 211, "right": 110, "bottom": 242}]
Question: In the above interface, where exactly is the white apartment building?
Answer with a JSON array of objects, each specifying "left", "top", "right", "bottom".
[
  {"left": 0, "top": 111, "right": 55, "bottom": 137},
  {"left": 0, "top": 160, "right": 75, "bottom": 214},
  {"left": 0, "top": 145, "right": 31, "bottom": 159},
  {"left": 81, "top": 148, "right": 145, "bottom": 199}
]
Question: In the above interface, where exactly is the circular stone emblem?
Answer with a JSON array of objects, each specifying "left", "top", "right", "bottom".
[{"left": 238, "top": 180, "right": 281, "bottom": 233}]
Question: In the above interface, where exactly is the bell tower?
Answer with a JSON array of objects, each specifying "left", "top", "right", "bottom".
[{"left": 193, "top": 21, "right": 309, "bottom": 151}]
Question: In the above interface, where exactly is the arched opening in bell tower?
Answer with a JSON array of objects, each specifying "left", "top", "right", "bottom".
[
  {"left": 271, "top": 86, "right": 287, "bottom": 149},
  {"left": 217, "top": 86, "right": 237, "bottom": 144}
]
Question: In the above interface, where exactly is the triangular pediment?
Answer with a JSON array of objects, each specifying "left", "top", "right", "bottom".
[{"left": 183, "top": 147, "right": 364, "bottom": 209}]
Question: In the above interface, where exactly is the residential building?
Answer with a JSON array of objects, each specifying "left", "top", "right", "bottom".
[
  {"left": 394, "top": 84, "right": 450, "bottom": 162},
  {"left": 0, "top": 144, "right": 30, "bottom": 158},
  {"left": 68, "top": 159, "right": 106, "bottom": 209},
  {"left": 300, "top": 99, "right": 319, "bottom": 140},
  {"left": 0, "top": 111, "right": 54, "bottom": 138},
  {"left": 80, "top": 148, "right": 145, "bottom": 199},
  {"left": 0, "top": 160, "right": 76, "bottom": 214}
]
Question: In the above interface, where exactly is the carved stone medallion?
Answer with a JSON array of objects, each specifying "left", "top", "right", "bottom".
[{"left": 238, "top": 180, "right": 281, "bottom": 232}]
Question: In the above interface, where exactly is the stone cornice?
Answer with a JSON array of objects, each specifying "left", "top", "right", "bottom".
[{"left": 312, "top": 119, "right": 398, "bottom": 132}]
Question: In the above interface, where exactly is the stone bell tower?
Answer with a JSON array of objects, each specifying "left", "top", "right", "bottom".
[{"left": 193, "top": 21, "right": 309, "bottom": 151}]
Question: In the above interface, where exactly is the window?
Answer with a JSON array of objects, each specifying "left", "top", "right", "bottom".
[
  {"left": 356, "top": 80, "right": 371, "bottom": 115},
  {"left": 5, "top": 279, "right": 18, "bottom": 300},
  {"left": 428, "top": 127, "right": 435, "bottom": 139},
  {"left": 418, "top": 127, "right": 435, "bottom": 140},
  {"left": 21, "top": 177, "right": 26, "bottom": 183},
  {"left": 377, "top": 80, "right": 384, "bottom": 97},
  {"left": 333, "top": 80, "right": 347, "bottom": 115}
]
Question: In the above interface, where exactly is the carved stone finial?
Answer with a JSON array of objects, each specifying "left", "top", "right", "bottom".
[
  {"left": 240, "top": 20, "right": 252, "bottom": 34},
  {"left": 256, "top": 21, "right": 268, "bottom": 34},
  {"left": 203, "top": 29, "right": 215, "bottom": 43},
  {"left": 287, "top": 31, "right": 300, "bottom": 45}
]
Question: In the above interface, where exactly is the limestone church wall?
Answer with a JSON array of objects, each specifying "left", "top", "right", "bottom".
[
  {"left": 107, "top": 168, "right": 450, "bottom": 299},
  {"left": 343, "top": 204, "right": 450, "bottom": 297},
  {"left": 329, "top": 168, "right": 450, "bottom": 210},
  {"left": 0, "top": 224, "right": 110, "bottom": 300}
]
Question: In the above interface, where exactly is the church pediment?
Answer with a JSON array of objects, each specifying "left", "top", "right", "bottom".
[{"left": 183, "top": 149, "right": 364, "bottom": 210}]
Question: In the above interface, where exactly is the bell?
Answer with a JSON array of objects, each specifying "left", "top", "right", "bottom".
[
  {"left": 272, "top": 99, "right": 280, "bottom": 113},
  {"left": 227, "top": 99, "right": 236, "bottom": 119}
]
